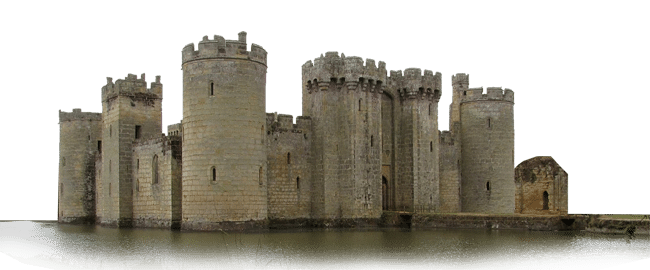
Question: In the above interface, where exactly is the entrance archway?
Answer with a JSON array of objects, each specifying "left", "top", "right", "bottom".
[{"left": 542, "top": 191, "right": 549, "bottom": 210}]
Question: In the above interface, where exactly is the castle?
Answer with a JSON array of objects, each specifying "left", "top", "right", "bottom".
[{"left": 58, "top": 32, "right": 568, "bottom": 230}]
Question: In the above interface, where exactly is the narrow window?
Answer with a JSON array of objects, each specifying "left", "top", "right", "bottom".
[
  {"left": 296, "top": 177, "right": 300, "bottom": 190},
  {"left": 371, "top": 135, "right": 374, "bottom": 147},
  {"left": 137, "top": 159, "right": 140, "bottom": 170},
  {"left": 463, "top": 91, "right": 466, "bottom": 96},
  {"left": 430, "top": 141, "right": 433, "bottom": 152},
  {"left": 287, "top": 152, "right": 291, "bottom": 164},
  {"left": 60, "top": 183, "right": 64, "bottom": 196},
  {"left": 109, "top": 125, "right": 112, "bottom": 137},
  {"left": 152, "top": 155, "right": 159, "bottom": 184},
  {"left": 359, "top": 99, "right": 362, "bottom": 111},
  {"left": 428, "top": 103, "right": 432, "bottom": 116},
  {"left": 62, "top": 157, "right": 66, "bottom": 167},
  {"left": 135, "top": 125, "right": 141, "bottom": 139},
  {"left": 486, "top": 181, "right": 490, "bottom": 191},
  {"left": 97, "top": 141, "right": 102, "bottom": 153},
  {"left": 259, "top": 167, "right": 263, "bottom": 186},
  {"left": 210, "top": 81, "right": 214, "bottom": 96},
  {"left": 261, "top": 125, "right": 264, "bottom": 144},
  {"left": 109, "top": 160, "right": 111, "bottom": 174},
  {"left": 211, "top": 166, "right": 216, "bottom": 182},
  {"left": 136, "top": 179, "right": 140, "bottom": 192},
  {"left": 487, "top": 118, "right": 491, "bottom": 128},
  {"left": 109, "top": 183, "right": 112, "bottom": 197}
]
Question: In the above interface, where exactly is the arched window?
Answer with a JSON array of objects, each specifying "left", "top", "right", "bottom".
[
  {"left": 211, "top": 166, "right": 216, "bottom": 182},
  {"left": 210, "top": 81, "right": 214, "bottom": 96},
  {"left": 287, "top": 152, "right": 291, "bottom": 164},
  {"left": 152, "top": 155, "right": 159, "bottom": 184}
]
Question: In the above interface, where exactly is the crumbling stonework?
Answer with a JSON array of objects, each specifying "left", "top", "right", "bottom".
[
  {"left": 515, "top": 156, "right": 568, "bottom": 215},
  {"left": 58, "top": 31, "right": 568, "bottom": 230}
]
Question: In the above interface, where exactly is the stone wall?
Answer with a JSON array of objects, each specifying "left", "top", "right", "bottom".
[
  {"left": 132, "top": 135, "right": 182, "bottom": 228},
  {"left": 58, "top": 109, "right": 101, "bottom": 223},
  {"left": 266, "top": 114, "right": 312, "bottom": 220},
  {"left": 515, "top": 156, "right": 568, "bottom": 215},
  {"left": 438, "top": 131, "right": 461, "bottom": 213}
]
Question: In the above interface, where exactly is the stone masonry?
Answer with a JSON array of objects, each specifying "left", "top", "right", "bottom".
[{"left": 58, "top": 31, "right": 568, "bottom": 230}]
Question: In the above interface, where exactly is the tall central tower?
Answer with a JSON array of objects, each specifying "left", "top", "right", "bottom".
[{"left": 181, "top": 32, "right": 268, "bottom": 230}]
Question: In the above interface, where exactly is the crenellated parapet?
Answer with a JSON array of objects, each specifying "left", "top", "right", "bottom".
[
  {"left": 167, "top": 122, "right": 182, "bottom": 137},
  {"left": 101, "top": 73, "right": 162, "bottom": 103},
  {"left": 266, "top": 113, "right": 311, "bottom": 133},
  {"left": 388, "top": 68, "right": 442, "bottom": 101},
  {"left": 302, "top": 52, "right": 387, "bottom": 94},
  {"left": 452, "top": 73, "right": 469, "bottom": 90},
  {"left": 59, "top": 108, "right": 102, "bottom": 122},
  {"left": 181, "top": 31, "right": 267, "bottom": 66},
  {"left": 460, "top": 87, "right": 514, "bottom": 103}
]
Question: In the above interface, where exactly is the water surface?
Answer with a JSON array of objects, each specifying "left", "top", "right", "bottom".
[{"left": 0, "top": 221, "right": 648, "bottom": 269}]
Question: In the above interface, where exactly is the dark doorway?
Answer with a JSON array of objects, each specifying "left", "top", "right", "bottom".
[
  {"left": 542, "top": 191, "right": 549, "bottom": 210},
  {"left": 382, "top": 176, "right": 388, "bottom": 210}
]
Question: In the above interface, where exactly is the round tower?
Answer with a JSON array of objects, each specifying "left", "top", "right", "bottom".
[
  {"left": 181, "top": 32, "right": 268, "bottom": 230},
  {"left": 459, "top": 87, "right": 515, "bottom": 213},
  {"left": 58, "top": 108, "right": 102, "bottom": 224}
]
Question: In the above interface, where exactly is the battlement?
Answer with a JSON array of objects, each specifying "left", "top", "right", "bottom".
[
  {"left": 167, "top": 122, "right": 182, "bottom": 137},
  {"left": 101, "top": 73, "right": 162, "bottom": 102},
  {"left": 266, "top": 113, "right": 311, "bottom": 133},
  {"left": 302, "top": 52, "right": 387, "bottom": 93},
  {"left": 181, "top": 31, "right": 267, "bottom": 66},
  {"left": 452, "top": 73, "right": 469, "bottom": 89},
  {"left": 460, "top": 87, "right": 514, "bottom": 103},
  {"left": 59, "top": 108, "right": 102, "bottom": 122},
  {"left": 388, "top": 68, "right": 442, "bottom": 101}
]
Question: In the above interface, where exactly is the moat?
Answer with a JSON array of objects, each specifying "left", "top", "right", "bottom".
[{"left": 1, "top": 221, "right": 648, "bottom": 269}]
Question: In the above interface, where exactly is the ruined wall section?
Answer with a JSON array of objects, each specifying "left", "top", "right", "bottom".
[
  {"left": 438, "top": 131, "right": 461, "bottom": 213},
  {"left": 98, "top": 73, "right": 163, "bottom": 227},
  {"left": 266, "top": 114, "right": 312, "bottom": 220},
  {"left": 181, "top": 32, "right": 268, "bottom": 230},
  {"left": 132, "top": 135, "right": 182, "bottom": 228},
  {"left": 58, "top": 109, "right": 102, "bottom": 223},
  {"left": 460, "top": 87, "right": 514, "bottom": 213},
  {"left": 302, "top": 52, "right": 385, "bottom": 220},
  {"left": 390, "top": 69, "right": 442, "bottom": 213},
  {"left": 515, "top": 156, "right": 568, "bottom": 215}
]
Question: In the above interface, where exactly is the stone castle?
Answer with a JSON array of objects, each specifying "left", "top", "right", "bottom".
[{"left": 58, "top": 32, "right": 568, "bottom": 230}]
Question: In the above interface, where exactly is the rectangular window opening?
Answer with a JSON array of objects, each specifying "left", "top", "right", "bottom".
[{"left": 135, "top": 125, "right": 142, "bottom": 139}]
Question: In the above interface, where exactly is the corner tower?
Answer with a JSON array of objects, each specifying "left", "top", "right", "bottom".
[
  {"left": 181, "top": 32, "right": 268, "bottom": 230},
  {"left": 99, "top": 74, "right": 163, "bottom": 227},
  {"left": 302, "top": 52, "right": 386, "bottom": 220},
  {"left": 459, "top": 86, "right": 514, "bottom": 213},
  {"left": 389, "top": 69, "right": 442, "bottom": 212},
  {"left": 58, "top": 109, "right": 102, "bottom": 224}
]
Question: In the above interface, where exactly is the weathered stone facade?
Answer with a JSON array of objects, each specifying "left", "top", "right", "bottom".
[
  {"left": 58, "top": 31, "right": 568, "bottom": 230},
  {"left": 515, "top": 156, "right": 568, "bottom": 215}
]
